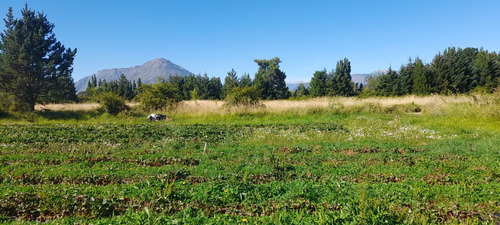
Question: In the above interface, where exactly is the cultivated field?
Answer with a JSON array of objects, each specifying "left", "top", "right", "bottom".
[{"left": 1, "top": 95, "right": 500, "bottom": 224}]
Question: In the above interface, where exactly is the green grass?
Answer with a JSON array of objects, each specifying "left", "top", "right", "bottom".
[{"left": 0, "top": 101, "right": 499, "bottom": 224}]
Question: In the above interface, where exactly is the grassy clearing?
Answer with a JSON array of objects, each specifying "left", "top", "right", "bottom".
[{"left": 0, "top": 94, "right": 499, "bottom": 224}]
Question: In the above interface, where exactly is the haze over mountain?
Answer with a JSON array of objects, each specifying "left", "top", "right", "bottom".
[{"left": 74, "top": 58, "right": 192, "bottom": 93}]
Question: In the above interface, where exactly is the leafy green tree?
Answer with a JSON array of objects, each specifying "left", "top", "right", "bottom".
[
  {"left": 95, "top": 92, "right": 127, "bottom": 115},
  {"left": 0, "top": 5, "right": 77, "bottom": 110},
  {"left": 135, "top": 81, "right": 180, "bottom": 110},
  {"left": 253, "top": 57, "right": 289, "bottom": 99},
  {"left": 223, "top": 86, "right": 261, "bottom": 107},
  {"left": 309, "top": 70, "right": 327, "bottom": 97},
  {"left": 222, "top": 69, "right": 239, "bottom": 99}
]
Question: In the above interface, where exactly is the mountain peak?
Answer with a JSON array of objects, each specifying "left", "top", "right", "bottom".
[
  {"left": 144, "top": 58, "right": 171, "bottom": 65},
  {"left": 74, "top": 58, "right": 192, "bottom": 93}
]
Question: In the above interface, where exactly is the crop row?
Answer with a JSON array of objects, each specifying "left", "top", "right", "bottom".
[
  {"left": 1, "top": 185, "right": 497, "bottom": 223},
  {"left": 0, "top": 123, "right": 344, "bottom": 145},
  {"left": 0, "top": 155, "right": 199, "bottom": 167}
]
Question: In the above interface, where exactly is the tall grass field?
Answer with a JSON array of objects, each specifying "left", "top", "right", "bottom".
[{"left": 1, "top": 95, "right": 499, "bottom": 224}]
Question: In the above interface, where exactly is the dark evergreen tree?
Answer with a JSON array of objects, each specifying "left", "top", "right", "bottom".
[
  {"left": 207, "top": 77, "right": 222, "bottom": 100},
  {"left": 334, "top": 58, "right": 353, "bottom": 96},
  {"left": 309, "top": 69, "right": 327, "bottom": 97},
  {"left": 452, "top": 47, "right": 477, "bottom": 93},
  {"left": 0, "top": 5, "right": 77, "bottom": 110},
  {"left": 137, "top": 78, "right": 142, "bottom": 87},
  {"left": 325, "top": 69, "right": 337, "bottom": 96},
  {"left": 91, "top": 75, "right": 97, "bottom": 88},
  {"left": 222, "top": 69, "right": 239, "bottom": 99},
  {"left": 167, "top": 75, "right": 186, "bottom": 99},
  {"left": 293, "top": 83, "right": 309, "bottom": 98},
  {"left": 412, "top": 58, "right": 430, "bottom": 95},
  {"left": 431, "top": 52, "right": 449, "bottom": 94},
  {"left": 399, "top": 57, "right": 414, "bottom": 94},
  {"left": 374, "top": 67, "right": 401, "bottom": 96},
  {"left": 183, "top": 75, "right": 198, "bottom": 100},
  {"left": 239, "top": 73, "right": 252, "bottom": 88},
  {"left": 117, "top": 74, "right": 134, "bottom": 99},
  {"left": 473, "top": 49, "right": 500, "bottom": 92}
]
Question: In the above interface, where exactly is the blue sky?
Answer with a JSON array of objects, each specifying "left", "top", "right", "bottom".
[{"left": 1, "top": 1, "right": 499, "bottom": 83}]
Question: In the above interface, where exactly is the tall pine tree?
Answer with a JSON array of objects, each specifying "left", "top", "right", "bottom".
[
  {"left": 0, "top": 5, "right": 77, "bottom": 110},
  {"left": 222, "top": 69, "right": 239, "bottom": 99},
  {"left": 334, "top": 58, "right": 353, "bottom": 96}
]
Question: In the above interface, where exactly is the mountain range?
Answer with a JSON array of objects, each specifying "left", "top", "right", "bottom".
[{"left": 74, "top": 58, "right": 192, "bottom": 93}]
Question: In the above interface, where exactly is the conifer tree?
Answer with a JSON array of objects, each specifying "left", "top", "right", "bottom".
[
  {"left": 334, "top": 58, "right": 353, "bottom": 96},
  {"left": 222, "top": 69, "right": 239, "bottom": 99},
  {"left": 309, "top": 70, "right": 327, "bottom": 97},
  {"left": 239, "top": 73, "right": 252, "bottom": 88},
  {"left": 0, "top": 5, "right": 77, "bottom": 110},
  {"left": 412, "top": 58, "right": 430, "bottom": 95}
]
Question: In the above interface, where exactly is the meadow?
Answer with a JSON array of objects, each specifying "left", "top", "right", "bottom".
[{"left": 1, "top": 95, "right": 499, "bottom": 224}]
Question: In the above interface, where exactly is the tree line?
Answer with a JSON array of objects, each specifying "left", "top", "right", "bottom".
[
  {"left": 1, "top": 5, "right": 499, "bottom": 113},
  {"left": 364, "top": 47, "right": 500, "bottom": 96}
]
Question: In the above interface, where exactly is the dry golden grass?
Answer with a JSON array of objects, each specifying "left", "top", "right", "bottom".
[
  {"left": 35, "top": 95, "right": 480, "bottom": 114},
  {"left": 173, "top": 95, "right": 479, "bottom": 115}
]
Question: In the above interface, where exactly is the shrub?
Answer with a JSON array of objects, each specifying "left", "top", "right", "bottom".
[
  {"left": 385, "top": 103, "right": 422, "bottom": 113},
  {"left": 135, "top": 82, "right": 180, "bottom": 111},
  {"left": 223, "top": 87, "right": 262, "bottom": 108},
  {"left": 95, "top": 92, "right": 127, "bottom": 115}
]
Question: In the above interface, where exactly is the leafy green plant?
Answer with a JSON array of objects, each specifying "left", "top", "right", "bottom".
[
  {"left": 95, "top": 91, "right": 128, "bottom": 115},
  {"left": 135, "top": 82, "right": 180, "bottom": 110},
  {"left": 223, "top": 86, "right": 262, "bottom": 108}
]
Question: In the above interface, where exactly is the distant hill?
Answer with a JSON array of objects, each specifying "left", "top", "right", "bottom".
[
  {"left": 286, "top": 82, "right": 310, "bottom": 91},
  {"left": 74, "top": 58, "right": 192, "bottom": 93}
]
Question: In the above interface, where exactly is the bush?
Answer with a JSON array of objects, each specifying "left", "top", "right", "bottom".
[
  {"left": 0, "top": 92, "right": 31, "bottom": 112},
  {"left": 223, "top": 87, "right": 262, "bottom": 108},
  {"left": 135, "top": 82, "right": 180, "bottom": 111},
  {"left": 385, "top": 103, "right": 422, "bottom": 113},
  {"left": 95, "top": 92, "right": 127, "bottom": 115}
]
